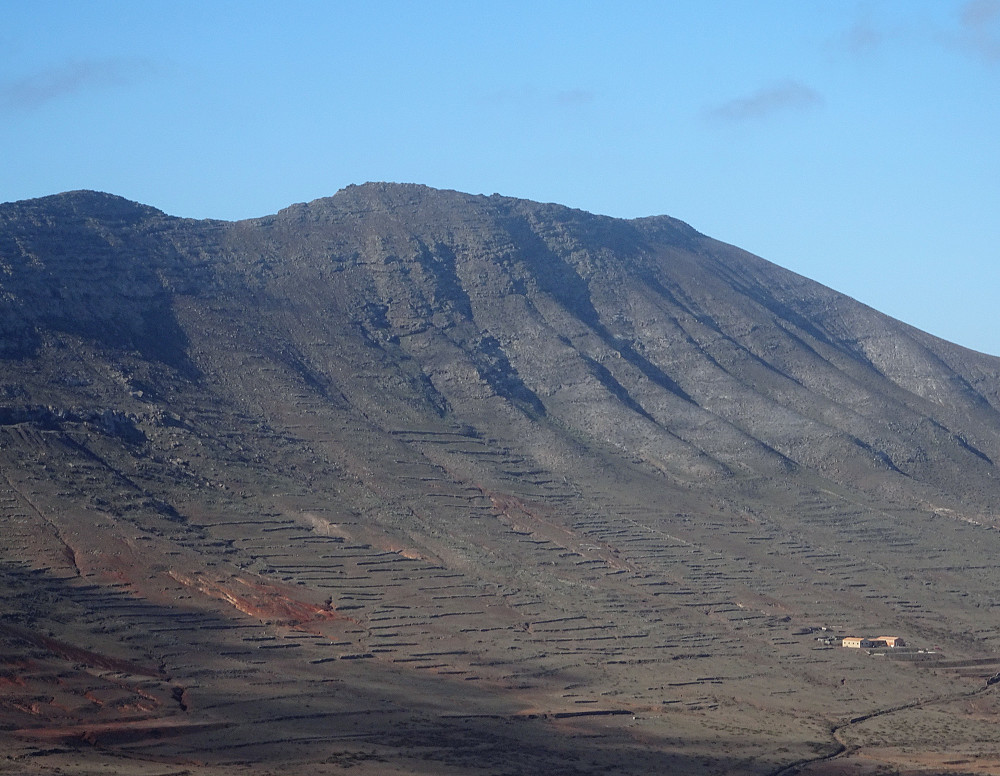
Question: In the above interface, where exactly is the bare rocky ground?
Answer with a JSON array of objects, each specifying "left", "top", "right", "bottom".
[{"left": 3, "top": 184, "right": 1000, "bottom": 774}]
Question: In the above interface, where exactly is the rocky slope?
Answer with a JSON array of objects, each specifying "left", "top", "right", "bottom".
[{"left": 3, "top": 183, "right": 1000, "bottom": 775}]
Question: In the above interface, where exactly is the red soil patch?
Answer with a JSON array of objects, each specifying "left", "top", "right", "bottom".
[
  {"left": 0, "top": 622, "right": 162, "bottom": 677},
  {"left": 15, "top": 717, "right": 229, "bottom": 746},
  {"left": 167, "top": 570, "right": 346, "bottom": 626}
]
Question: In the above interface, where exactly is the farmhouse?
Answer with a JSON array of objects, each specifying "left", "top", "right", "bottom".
[{"left": 841, "top": 635, "right": 905, "bottom": 649}]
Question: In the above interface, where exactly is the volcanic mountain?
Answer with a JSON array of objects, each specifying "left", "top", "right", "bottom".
[{"left": 3, "top": 183, "right": 1000, "bottom": 775}]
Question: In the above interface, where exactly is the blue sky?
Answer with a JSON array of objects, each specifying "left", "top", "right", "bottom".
[{"left": 3, "top": 1, "right": 999, "bottom": 354}]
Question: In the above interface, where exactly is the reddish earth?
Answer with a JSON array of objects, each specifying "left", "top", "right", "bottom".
[
  {"left": 14, "top": 718, "right": 229, "bottom": 747},
  {"left": 0, "top": 622, "right": 162, "bottom": 677},
  {"left": 166, "top": 570, "right": 346, "bottom": 627}
]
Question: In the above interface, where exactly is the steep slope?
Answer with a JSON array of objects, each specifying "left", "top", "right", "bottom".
[
  {"left": 221, "top": 183, "right": 1000, "bottom": 507},
  {"left": 3, "top": 183, "right": 1000, "bottom": 775}
]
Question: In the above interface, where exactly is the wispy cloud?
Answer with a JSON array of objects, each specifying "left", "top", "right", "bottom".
[
  {"left": 824, "top": 4, "right": 901, "bottom": 60},
  {"left": 962, "top": 0, "right": 1000, "bottom": 26},
  {"left": 954, "top": 0, "right": 1000, "bottom": 62},
  {"left": 705, "top": 80, "right": 823, "bottom": 122},
  {"left": 829, "top": 2, "right": 1000, "bottom": 66},
  {"left": 839, "top": 18, "right": 884, "bottom": 56},
  {"left": 0, "top": 57, "right": 157, "bottom": 110}
]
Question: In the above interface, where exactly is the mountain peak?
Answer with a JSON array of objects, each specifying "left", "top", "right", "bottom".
[{"left": 1, "top": 189, "right": 166, "bottom": 223}]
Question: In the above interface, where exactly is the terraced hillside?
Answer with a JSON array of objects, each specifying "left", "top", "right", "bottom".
[{"left": 3, "top": 184, "right": 1000, "bottom": 774}]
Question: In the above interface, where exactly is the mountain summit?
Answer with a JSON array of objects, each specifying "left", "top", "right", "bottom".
[{"left": 3, "top": 184, "right": 1000, "bottom": 775}]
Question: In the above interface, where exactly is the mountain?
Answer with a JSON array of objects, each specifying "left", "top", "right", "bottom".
[{"left": 3, "top": 183, "right": 1000, "bottom": 775}]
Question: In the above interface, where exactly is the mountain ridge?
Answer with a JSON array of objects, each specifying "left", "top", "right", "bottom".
[
  {"left": 5, "top": 182, "right": 1000, "bottom": 502},
  {"left": 4, "top": 183, "right": 1000, "bottom": 775},
  {"left": 4, "top": 183, "right": 1000, "bottom": 497}
]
